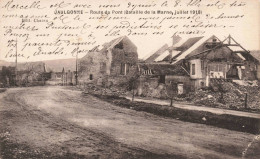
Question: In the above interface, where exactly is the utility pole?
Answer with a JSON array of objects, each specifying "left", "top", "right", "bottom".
[
  {"left": 75, "top": 37, "right": 79, "bottom": 85},
  {"left": 15, "top": 38, "right": 18, "bottom": 86}
]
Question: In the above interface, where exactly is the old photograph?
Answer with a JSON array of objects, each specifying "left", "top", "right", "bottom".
[{"left": 0, "top": 0, "right": 259, "bottom": 158}]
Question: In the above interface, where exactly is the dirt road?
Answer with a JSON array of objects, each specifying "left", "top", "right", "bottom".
[{"left": 0, "top": 86, "right": 259, "bottom": 159}]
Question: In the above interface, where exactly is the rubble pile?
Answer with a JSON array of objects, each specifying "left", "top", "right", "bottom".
[
  {"left": 80, "top": 79, "right": 259, "bottom": 112},
  {"left": 191, "top": 89, "right": 221, "bottom": 107},
  {"left": 233, "top": 83, "right": 260, "bottom": 110},
  {"left": 191, "top": 81, "right": 260, "bottom": 111},
  {"left": 82, "top": 83, "right": 126, "bottom": 96},
  {"left": 142, "top": 84, "right": 168, "bottom": 99}
]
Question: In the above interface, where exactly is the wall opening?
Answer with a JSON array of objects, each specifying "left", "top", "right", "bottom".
[
  {"left": 177, "top": 83, "right": 184, "bottom": 95},
  {"left": 191, "top": 64, "right": 195, "bottom": 75},
  {"left": 114, "top": 41, "right": 123, "bottom": 49},
  {"left": 120, "top": 63, "right": 129, "bottom": 75},
  {"left": 159, "top": 75, "right": 165, "bottom": 84},
  {"left": 89, "top": 74, "right": 93, "bottom": 80}
]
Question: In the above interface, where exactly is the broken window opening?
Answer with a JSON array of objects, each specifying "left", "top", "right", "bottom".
[
  {"left": 114, "top": 42, "right": 123, "bottom": 49},
  {"left": 191, "top": 64, "right": 195, "bottom": 75},
  {"left": 120, "top": 63, "right": 129, "bottom": 75}
]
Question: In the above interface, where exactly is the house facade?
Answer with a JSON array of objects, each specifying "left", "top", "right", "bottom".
[{"left": 78, "top": 36, "right": 138, "bottom": 86}]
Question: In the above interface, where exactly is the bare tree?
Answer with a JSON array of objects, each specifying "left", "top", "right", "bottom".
[
  {"left": 126, "top": 66, "right": 140, "bottom": 102},
  {"left": 165, "top": 82, "right": 177, "bottom": 106}
]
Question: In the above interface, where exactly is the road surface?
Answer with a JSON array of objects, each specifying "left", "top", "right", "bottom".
[{"left": 0, "top": 86, "right": 259, "bottom": 159}]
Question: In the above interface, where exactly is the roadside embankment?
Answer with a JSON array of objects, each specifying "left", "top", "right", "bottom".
[
  {"left": 0, "top": 88, "right": 6, "bottom": 93},
  {"left": 85, "top": 93, "right": 260, "bottom": 134}
]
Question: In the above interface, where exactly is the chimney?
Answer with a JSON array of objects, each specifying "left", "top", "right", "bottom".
[{"left": 171, "top": 35, "right": 182, "bottom": 46}]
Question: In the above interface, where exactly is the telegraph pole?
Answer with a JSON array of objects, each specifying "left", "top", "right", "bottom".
[
  {"left": 75, "top": 37, "right": 79, "bottom": 85},
  {"left": 15, "top": 38, "right": 18, "bottom": 86}
]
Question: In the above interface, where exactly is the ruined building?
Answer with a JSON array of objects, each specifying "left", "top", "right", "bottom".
[
  {"left": 0, "top": 62, "right": 50, "bottom": 87},
  {"left": 78, "top": 36, "right": 138, "bottom": 86},
  {"left": 140, "top": 35, "right": 259, "bottom": 96}
]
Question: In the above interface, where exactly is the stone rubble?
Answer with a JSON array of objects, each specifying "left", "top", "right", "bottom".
[{"left": 80, "top": 80, "right": 260, "bottom": 112}]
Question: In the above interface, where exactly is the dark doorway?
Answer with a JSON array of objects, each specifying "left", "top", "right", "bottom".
[
  {"left": 89, "top": 74, "right": 93, "bottom": 80},
  {"left": 159, "top": 75, "right": 165, "bottom": 84},
  {"left": 226, "top": 65, "right": 239, "bottom": 79}
]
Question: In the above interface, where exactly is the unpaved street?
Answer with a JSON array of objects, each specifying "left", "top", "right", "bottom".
[{"left": 0, "top": 86, "right": 259, "bottom": 159}]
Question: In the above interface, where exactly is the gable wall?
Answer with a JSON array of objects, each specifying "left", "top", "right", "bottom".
[{"left": 78, "top": 51, "right": 111, "bottom": 83}]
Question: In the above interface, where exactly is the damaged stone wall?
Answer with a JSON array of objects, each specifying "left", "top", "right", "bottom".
[
  {"left": 108, "top": 39, "right": 138, "bottom": 85},
  {"left": 137, "top": 76, "right": 168, "bottom": 99},
  {"left": 78, "top": 51, "right": 110, "bottom": 84},
  {"left": 166, "top": 75, "right": 193, "bottom": 93},
  {"left": 137, "top": 75, "right": 192, "bottom": 99},
  {"left": 242, "top": 61, "right": 258, "bottom": 80},
  {"left": 110, "top": 48, "right": 138, "bottom": 76}
]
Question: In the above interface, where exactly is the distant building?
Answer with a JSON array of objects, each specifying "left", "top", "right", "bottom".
[
  {"left": 48, "top": 68, "right": 76, "bottom": 85},
  {"left": 0, "top": 66, "right": 16, "bottom": 87},
  {"left": 0, "top": 62, "right": 50, "bottom": 87},
  {"left": 78, "top": 36, "right": 138, "bottom": 86}
]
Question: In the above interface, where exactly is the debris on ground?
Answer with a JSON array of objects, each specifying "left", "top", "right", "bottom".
[
  {"left": 80, "top": 83, "right": 126, "bottom": 97},
  {"left": 190, "top": 81, "right": 260, "bottom": 112},
  {"left": 79, "top": 80, "right": 260, "bottom": 113}
]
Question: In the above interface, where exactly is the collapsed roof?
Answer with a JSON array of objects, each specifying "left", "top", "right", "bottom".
[
  {"left": 143, "top": 35, "right": 259, "bottom": 64},
  {"left": 81, "top": 36, "right": 137, "bottom": 61}
]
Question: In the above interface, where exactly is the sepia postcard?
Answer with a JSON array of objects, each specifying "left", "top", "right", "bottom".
[{"left": 0, "top": 0, "right": 260, "bottom": 158}]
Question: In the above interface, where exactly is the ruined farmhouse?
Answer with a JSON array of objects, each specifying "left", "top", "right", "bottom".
[
  {"left": 140, "top": 35, "right": 259, "bottom": 96},
  {"left": 78, "top": 36, "right": 138, "bottom": 86}
]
